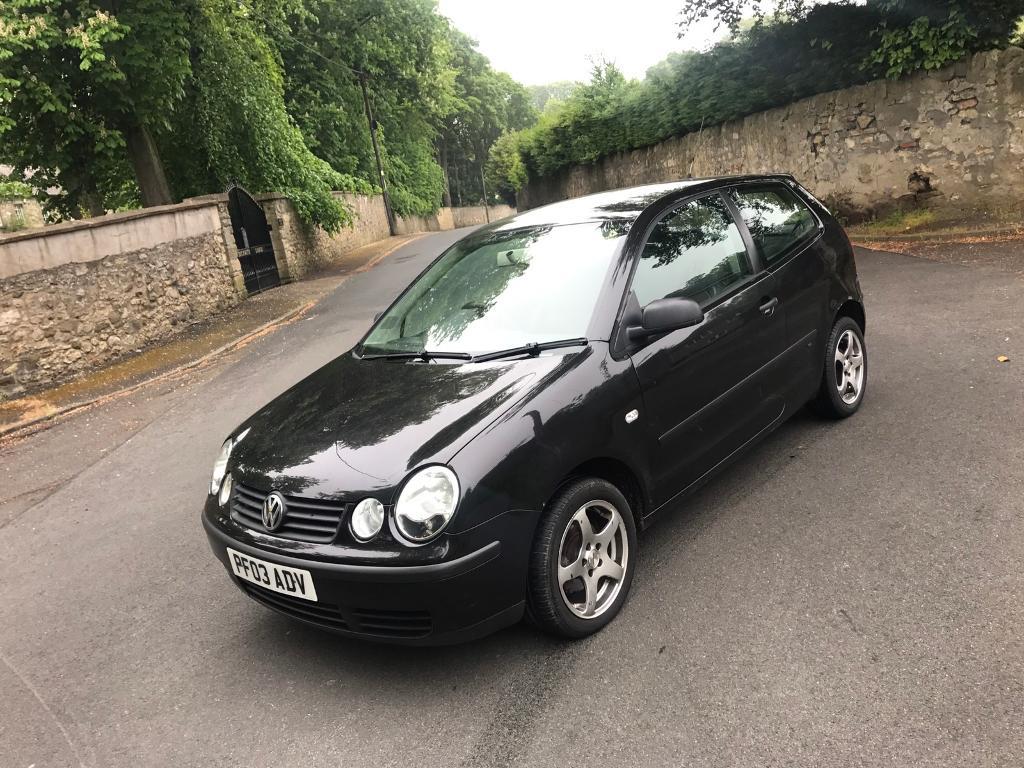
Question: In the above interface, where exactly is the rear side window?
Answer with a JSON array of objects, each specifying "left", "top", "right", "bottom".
[
  {"left": 631, "top": 193, "right": 752, "bottom": 308},
  {"left": 731, "top": 185, "right": 818, "bottom": 265}
]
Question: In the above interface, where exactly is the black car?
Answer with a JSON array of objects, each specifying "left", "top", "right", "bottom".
[{"left": 203, "top": 175, "right": 867, "bottom": 644}]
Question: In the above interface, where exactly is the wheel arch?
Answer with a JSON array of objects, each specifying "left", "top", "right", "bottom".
[
  {"left": 835, "top": 298, "right": 865, "bottom": 333},
  {"left": 554, "top": 456, "right": 648, "bottom": 530}
]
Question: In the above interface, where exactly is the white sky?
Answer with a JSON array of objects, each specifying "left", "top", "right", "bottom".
[{"left": 437, "top": 0, "right": 730, "bottom": 85}]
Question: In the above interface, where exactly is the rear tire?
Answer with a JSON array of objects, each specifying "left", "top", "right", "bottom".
[
  {"left": 811, "top": 316, "right": 867, "bottom": 419},
  {"left": 527, "top": 478, "right": 637, "bottom": 639}
]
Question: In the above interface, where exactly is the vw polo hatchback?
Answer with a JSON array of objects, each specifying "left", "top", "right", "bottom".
[{"left": 203, "top": 175, "right": 867, "bottom": 644}]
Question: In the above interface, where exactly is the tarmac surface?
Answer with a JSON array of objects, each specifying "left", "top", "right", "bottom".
[{"left": 1, "top": 230, "right": 1022, "bottom": 767}]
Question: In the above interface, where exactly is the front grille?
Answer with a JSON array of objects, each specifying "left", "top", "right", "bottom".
[
  {"left": 231, "top": 483, "right": 348, "bottom": 543},
  {"left": 240, "top": 582, "right": 433, "bottom": 639}
]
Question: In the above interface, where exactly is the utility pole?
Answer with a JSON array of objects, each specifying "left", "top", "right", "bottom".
[
  {"left": 478, "top": 139, "right": 490, "bottom": 223},
  {"left": 359, "top": 70, "right": 397, "bottom": 236}
]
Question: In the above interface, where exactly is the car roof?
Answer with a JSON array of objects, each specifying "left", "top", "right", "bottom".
[{"left": 490, "top": 174, "right": 797, "bottom": 231}]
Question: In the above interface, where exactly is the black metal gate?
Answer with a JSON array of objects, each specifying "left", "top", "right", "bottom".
[{"left": 227, "top": 185, "right": 280, "bottom": 294}]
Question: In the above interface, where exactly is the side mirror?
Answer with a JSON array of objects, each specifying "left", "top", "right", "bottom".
[
  {"left": 373, "top": 311, "right": 383, "bottom": 322},
  {"left": 628, "top": 297, "right": 703, "bottom": 341}
]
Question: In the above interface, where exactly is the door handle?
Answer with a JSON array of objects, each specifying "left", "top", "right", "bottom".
[{"left": 759, "top": 297, "right": 779, "bottom": 317}]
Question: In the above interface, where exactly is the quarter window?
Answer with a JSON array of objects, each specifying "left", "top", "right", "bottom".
[
  {"left": 731, "top": 185, "right": 818, "bottom": 265},
  {"left": 631, "top": 194, "right": 751, "bottom": 308}
]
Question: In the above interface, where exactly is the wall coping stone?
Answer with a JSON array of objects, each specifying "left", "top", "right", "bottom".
[{"left": 0, "top": 197, "right": 222, "bottom": 247}]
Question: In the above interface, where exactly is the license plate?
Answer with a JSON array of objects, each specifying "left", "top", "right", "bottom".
[{"left": 227, "top": 547, "right": 319, "bottom": 602}]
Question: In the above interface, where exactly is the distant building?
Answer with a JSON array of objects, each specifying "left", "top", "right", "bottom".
[
  {"left": 0, "top": 164, "right": 47, "bottom": 231},
  {"left": 0, "top": 198, "right": 45, "bottom": 231}
]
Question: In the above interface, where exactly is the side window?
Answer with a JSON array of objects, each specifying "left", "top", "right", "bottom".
[
  {"left": 631, "top": 193, "right": 752, "bottom": 308},
  {"left": 731, "top": 185, "right": 818, "bottom": 265}
]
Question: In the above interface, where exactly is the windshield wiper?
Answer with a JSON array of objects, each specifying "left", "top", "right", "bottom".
[
  {"left": 359, "top": 349, "right": 474, "bottom": 362},
  {"left": 472, "top": 338, "right": 589, "bottom": 363}
]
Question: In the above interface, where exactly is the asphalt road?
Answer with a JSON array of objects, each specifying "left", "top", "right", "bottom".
[{"left": 2, "top": 230, "right": 1022, "bottom": 768}]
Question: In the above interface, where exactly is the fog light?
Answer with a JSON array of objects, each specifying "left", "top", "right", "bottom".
[
  {"left": 218, "top": 473, "right": 233, "bottom": 507},
  {"left": 350, "top": 498, "right": 384, "bottom": 542}
]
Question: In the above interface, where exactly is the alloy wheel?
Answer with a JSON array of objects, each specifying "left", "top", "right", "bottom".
[
  {"left": 556, "top": 500, "right": 629, "bottom": 620},
  {"left": 834, "top": 329, "right": 865, "bottom": 405}
]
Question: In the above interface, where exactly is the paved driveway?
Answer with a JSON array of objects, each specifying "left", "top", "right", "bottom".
[{"left": 1, "top": 233, "right": 1022, "bottom": 767}]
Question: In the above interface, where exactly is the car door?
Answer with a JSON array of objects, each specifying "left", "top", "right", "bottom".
[
  {"left": 626, "top": 192, "right": 788, "bottom": 508},
  {"left": 729, "top": 183, "right": 829, "bottom": 390}
]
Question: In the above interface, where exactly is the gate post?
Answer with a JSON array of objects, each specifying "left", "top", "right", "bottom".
[
  {"left": 257, "top": 195, "right": 295, "bottom": 285},
  {"left": 215, "top": 196, "right": 250, "bottom": 299}
]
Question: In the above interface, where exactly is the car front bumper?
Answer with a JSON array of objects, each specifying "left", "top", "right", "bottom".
[{"left": 202, "top": 499, "right": 538, "bottom": 645}]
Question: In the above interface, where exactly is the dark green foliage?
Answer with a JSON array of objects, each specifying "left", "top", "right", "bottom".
[
  {"left": 505, "top": 6, "right": 886, "bottom": 182},
  {"left": 162, "top": 0, "right": 357, "bottom": 232},
  {"left": 0, "top": 0, "right": 192, "bottom": 218},
  {"left": 680, "top": 0, "right": 1024, "bottom": 77},
  {"left": 867, "top": 0, "right": 1024, "bottom": 77},
  {"left": 1, "top": 0, "right": 534, "bottom": 226},
  {"left": 271, "top": 0, "right": 457, "bottom": 218}
]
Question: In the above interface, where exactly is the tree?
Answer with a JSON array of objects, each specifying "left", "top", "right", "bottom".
[
  {"left": 1, "top": 0, "right": 537, "bottom": 225},
  {"left": 159, "top": 0, "right": 355, "bottom": 231},
  {"left": 437, "top": 27, "right": 536, "bottom": 206},
  {"left": 0, "top": 0, "right": 355, "bottom": 228},
  {"left": 0, "top": 0, "right": 190, "bottom": 214},
  {"left": 485, "top": 131, "right": 528, "bottom": 205},
  {"left": 271, "top": 0, "right": 457, "bottom": 218}
]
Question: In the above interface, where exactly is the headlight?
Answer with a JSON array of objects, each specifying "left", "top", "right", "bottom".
[
  {"left": 394, "top": 466, "right": 459, "bottom": 543},
  {"left": 210, "top": 428, "right": 249, "bottom": 495},
  {"left": 218, "top": 473, "right": 233, "bottom": 507},
  {"left": 211, "top": 438, "right": 233, "bottom": 495},
  {"left": 350, "top": 498, "right": 385, "bottom": 542}
]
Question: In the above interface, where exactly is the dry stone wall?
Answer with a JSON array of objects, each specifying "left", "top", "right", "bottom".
[{"left": 520, "top": 48, "right": 1024, "bottom": 220}]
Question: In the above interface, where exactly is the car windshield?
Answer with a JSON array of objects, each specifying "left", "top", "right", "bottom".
[{"left": 361, "top": 223, "right": 625, "bottom": 355}]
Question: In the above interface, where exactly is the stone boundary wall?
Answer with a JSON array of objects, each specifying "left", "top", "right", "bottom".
[
  {"left": 0, "top": 199, "right": 232, "bottom": 279},
  {"left": 0, "top": 192, "right": 515, "bottom": 397},
  {"left": 520, "top": 47, "right": 1024, "bottom": 219},
  {"left": 1, "top": 223, "right": 240, "bottom": 397},
  {"left": 451, "top": 204, "right": 516, "bottom": 228},
  {"left": 263, "top": 196, "right": 515, "bottom": 280}
]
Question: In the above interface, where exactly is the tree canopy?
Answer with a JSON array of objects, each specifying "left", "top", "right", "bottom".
[{"left": 0, "top": 0, "right": 533, "bottom": 226}]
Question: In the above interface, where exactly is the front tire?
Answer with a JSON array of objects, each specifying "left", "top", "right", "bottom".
[
  {"left": 527, "top": 478, "right": 637, "bottom": 639},
  {"left": 811, "top": 316, "right": 867, "bottom": 418}
]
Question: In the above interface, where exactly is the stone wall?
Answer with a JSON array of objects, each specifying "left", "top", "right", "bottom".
[
  {"left": 0, "top": 227, "right": 239, "bottom": 397},
  {"left": 264, "top": 195, "right": 515, "bottom": 281},
  {"left": 520, "top": 47, "right": 1024, "bottom": 219},
  {"left": 0, "top": 190, "right": 514, "bottom": 398},
  {"left": 451, "top": 204, "right": 517, "bottom": 228}
]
